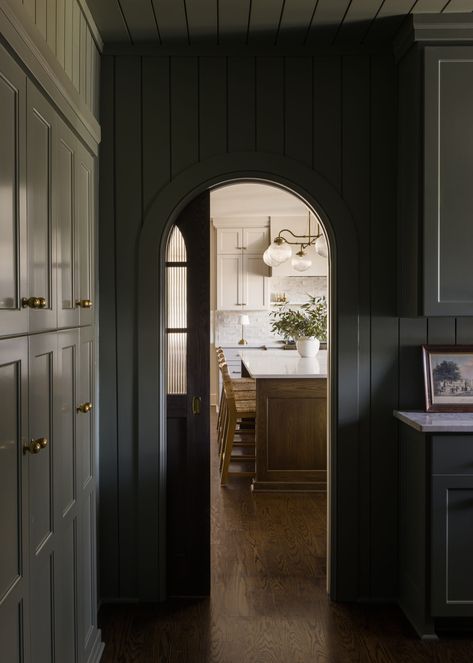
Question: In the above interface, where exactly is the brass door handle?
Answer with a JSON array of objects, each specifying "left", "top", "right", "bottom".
[
  {"left": 23, "top": 437, "right": 48, "bottom": 455},
  {"left": 75, "top": 299, "right": 93, "bottom": 309},
  {"left": 77, "top": 402, "right": 93, "bottom": 414},
  {"left": 22, "top": 296, "right": 47, "bottom": 309},
  {"left": 192, "top": 396, "right": 201, "bottom": 416}
]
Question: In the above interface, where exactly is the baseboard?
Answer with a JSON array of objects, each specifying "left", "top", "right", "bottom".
[{"left": 87, "top": 629, "right": 105, "bottom": 663}]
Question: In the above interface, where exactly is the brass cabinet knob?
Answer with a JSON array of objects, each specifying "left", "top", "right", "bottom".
[
  {"left": 77, "top": 402, "right": 93, "bottom": 414},
  {"left": 75, "top": 299, "right": 93, "bottom": 309},
  {"left": 22, "top": 296, "right": 47, "bottom": 309},
  {"left": 23, "top": 437, "right": 48, "bottom": 455}
]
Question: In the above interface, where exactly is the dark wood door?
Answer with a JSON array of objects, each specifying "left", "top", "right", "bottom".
[{"left": 166, "top": 192, "right": 210, "bottom": 597}]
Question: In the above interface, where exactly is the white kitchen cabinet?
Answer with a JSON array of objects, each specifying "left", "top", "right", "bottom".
[
  {"left": 243, "top": 227, "right": 270, "bottom": 253},
  {"left": 242, "top": 255, "right": 270, "bottom": 309},
  {"left": 217, "top": 254, "right": 242, "bottom": 309},
  {"left": 217, "top": 228, "right": 243, "bottom": 254}
]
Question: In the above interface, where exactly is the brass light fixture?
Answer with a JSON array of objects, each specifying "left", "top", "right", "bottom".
[{"left": 263, "top": 215, "right": 328, "bottom": 271}]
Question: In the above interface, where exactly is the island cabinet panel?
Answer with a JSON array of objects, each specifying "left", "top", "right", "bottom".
[
  {"left": 254, "top": 378, "right": 327, "bottom": 491},
  {"left": 398, "top": 45, "right": 473, "bottom": 316}
]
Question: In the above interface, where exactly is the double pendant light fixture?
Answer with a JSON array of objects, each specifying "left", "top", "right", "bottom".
[{"left": 263, "top": 214, "right": 328, "bottom": 272}]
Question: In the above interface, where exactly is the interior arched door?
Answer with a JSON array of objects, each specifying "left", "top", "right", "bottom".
[{"left": 165, "top": 191, "right": 210, "bottom": 597}]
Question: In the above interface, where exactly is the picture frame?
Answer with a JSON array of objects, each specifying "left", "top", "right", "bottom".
[{"left": 422, "top": 345, "right": 473, "bottom": 412}]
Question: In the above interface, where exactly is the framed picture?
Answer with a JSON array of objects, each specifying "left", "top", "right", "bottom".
[{"left": 422, "top": 345, "right": 473, "bottom": 412}]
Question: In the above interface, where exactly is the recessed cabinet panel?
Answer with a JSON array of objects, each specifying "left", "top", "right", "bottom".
[
  {"left": 55, "top": 521, "right": 77, "bottom": 663},
  {"left": 217, "top": 254, "right": 241, "bottom": 310},
  {"left": 0, "top": 46, "right": 27, "bottom": 337},
  {"left": 242, "top": 255, "right": 270, "bottom": 310},
  {"left": 27, "top": 83, "right": 56, "bottom": 332},
  {"left": 55, "top": 119, "right": 79, "bottom": 329},
  {"left": 76, "top": 143, "right": 94, "bottom": 326},
  {"left": 57, "top": 340, "right": 77, "bottom": 515},
  {"left": 0, "top": 600, "right": 24, "bottom": 663},
  {"left": 78, "top": 491, "right": 96, "bottom": 662},
  {"left": 79, "top": 327, "right": 94, "bottom": 488},
  {"left": 242, "top": 227, "right": 269, "bottom": 253},
  {"left": 217, "top": 228, "right": 242, "bottom": 253},
  {"left": 30, "top": 553, "right": 54, "bottom": 663}
]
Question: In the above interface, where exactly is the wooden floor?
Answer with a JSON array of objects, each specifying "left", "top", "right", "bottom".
[{"left": 99, "top": 411, "right": 473, "bottom": 663}]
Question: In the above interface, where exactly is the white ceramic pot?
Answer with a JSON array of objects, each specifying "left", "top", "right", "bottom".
[{"left": 296, "top": 337, "right": 320, "bottom": 358}]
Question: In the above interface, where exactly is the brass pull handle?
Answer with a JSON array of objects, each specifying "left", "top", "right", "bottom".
[
  {"left": 22, "top": 296, "right": 47, "bottom": 309},
  {"left": 77, "top": 402, "right": 93, "bottom": 414},
  {"left": 192, "top": 396, "right": 201, "bottom": 416},
  {"left": 23, "top": 437, "right": 48, "bottom": 455},
  {"left": 75, "top": 299, "right": 93, "bottom": 309},
  {"left": 37, "top": 297, "right": 47, "bottom": 308}
]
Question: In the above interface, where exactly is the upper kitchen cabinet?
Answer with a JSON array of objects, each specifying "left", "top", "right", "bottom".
[
  {"left": 214, "top": 218, "right": 270, "bottom": 311},
  {"left": 0, "top": 44, "right": 28, "bottom": 337},
  {"left": 398, "top": 44, "right": 473, "bottom": 316},
  {"left": 26, "top": 81, "right": 57, "bottom": 332},
  {"left": 75, "top": 141, "right": 95, "bottom": 327}
]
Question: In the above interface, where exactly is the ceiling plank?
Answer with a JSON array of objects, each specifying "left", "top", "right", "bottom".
[
  {"left": 218, "top": 0, "right": 251, "bottom": 43},
  {"left": 443, "top": 0, "right": 473, "bottom": 11},
  {"left": 118, "top": 0, "right": 160, "bottom": 42},
  {"left": 335, "top": 0, "right": 385, "bottom": 44},
  {"left": 363, "top": 0, "right": 416, "bottom": 43},
  {"left": 307, "top": 0, "right": 352, "bottom": 46},
  {"left": 412, "top": 0, "right": 448, "bottom": 12},
  {"left": 248, "top": 0, "right": 284, "bottom": 44},
  {"left": 84, "top": 0, "right": 130, "bottom": 41},
  {"left": 277, "top": 0, "right": 318, "bottom": 45},
  {"left": 152, "top": 0, "right": 188, "bottom": 44},
  {"left": 186, "top": 0, "right": 217, "bottom": 43}
]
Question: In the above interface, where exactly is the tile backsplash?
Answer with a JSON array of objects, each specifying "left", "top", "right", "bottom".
[{"left": 215, "top": 276, "right": 327, "bottom": 346}]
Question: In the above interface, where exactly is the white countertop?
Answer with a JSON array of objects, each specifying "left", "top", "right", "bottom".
[
  {"left": 394, "top": 410, "right": 473, "bottom": 432},
  {"left": 239, "top": 349, "right": 328, "bottom": 379}
]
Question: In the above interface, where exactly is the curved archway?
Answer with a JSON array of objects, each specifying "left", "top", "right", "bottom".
[{"left": 137, "top": 153, "right": 361, "bottom": 602}]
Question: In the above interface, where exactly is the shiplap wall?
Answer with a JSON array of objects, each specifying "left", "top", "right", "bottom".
[
  {"left": 99, "top": 52, "right": 473, "bottom": 602},
  {"left": 11, "top": 0, "right": 101, "bottom": 117}
]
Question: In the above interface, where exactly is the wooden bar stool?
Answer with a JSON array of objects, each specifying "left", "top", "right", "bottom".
[{"left": 220, "top": 379, "right": 256, "bottom": 485}]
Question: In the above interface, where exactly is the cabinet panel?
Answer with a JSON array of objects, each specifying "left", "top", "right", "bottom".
[
  {"left": 242, "top": 255, "right": 270, "bottom": 310},
  {"left": 431, "top": 475, "right": 473, "bottom": 616},
  {"left": 27, "top": 82, "right": 57, "bottom": 331},
  {"left": 76, "top": 142, "right": 95, "bottom": 326},
  {"left": 0, "top": 45, "right": 27, "bottom": 337},
  {"left": 55, "top": 118, "right": 80, "bottom": 329},
  {"left": 0, "top": 337, "right": 29, "bottom": 663},
  {"left": 216, "top": 228, "right": 242, "bottom": 253},
  {"left": 78, "top": 491, "right": 97, "bottom": 663},
  {"left": 78, "top": 327, "right": 95, "bottom": 490},
  {"left": 242, "top": 226, "right": 269, "bottom": 253},
  {"left": 217, "top": 254, "right": 242, "bottom": 310}
]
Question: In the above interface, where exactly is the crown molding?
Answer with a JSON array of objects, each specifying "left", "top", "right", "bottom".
[{"left": 394, "top": 13, "right": 473, "bottom": 61}]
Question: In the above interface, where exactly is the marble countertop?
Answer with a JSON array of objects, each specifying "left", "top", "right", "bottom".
[
  {"left": 394, "top": 410, "right": 473, "bottom": 432},
  {"left": 239, "top": 349, "right": 327, "bottom": 379}
]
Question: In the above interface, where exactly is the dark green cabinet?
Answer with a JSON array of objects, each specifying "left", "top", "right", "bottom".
[{"left": 398, "top": 45, "right": 473, "bottom": 316}]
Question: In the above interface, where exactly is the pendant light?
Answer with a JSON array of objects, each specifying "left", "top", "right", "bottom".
[
  {"left": 291, "top": 248, "right": 312, "bottom": 272},
  {"left": 265, "top": 236, "right": 292, "bottom": 265},
  {"left": 263, "top": 246, "right": 282, "bottom": 267},
  {"left": 314, "top": 234, "right": 328, "bottom": 258}
]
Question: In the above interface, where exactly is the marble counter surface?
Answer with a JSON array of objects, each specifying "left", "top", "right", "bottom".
[
  {"left": 394, "top": 410, "right": 473, "bottom": 432},
  {"left": 239, "top": 349, "right": 327, "bottom": 379}
]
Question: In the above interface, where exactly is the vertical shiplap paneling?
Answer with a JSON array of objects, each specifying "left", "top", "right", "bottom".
[
  {"left": 64, "top": 0, "right": 73, "bottom": 80},
  {"left": 255, "top": 57, "right": 284, "bottom": 155},
  {"left": 199, "top": 57, "right": 227, "bottom": 160},
  {"left": 24, "top": 0, "right": 35, "bottom": 23},
  {"left": 369, "top": 54, "right": 399, "bottom": 599},
  {"left": 399, "top": 318, "right": 428, "bottom": 409},
  {"left": 313, "top": 56, "right": 342, "bottom": 190},
  {"left": 456, "top": 317, "right": 473, "bottom": 344},
  {"left": 115, "top": 56, "right": 142, "bottom": 598},
  {"left": 427, "top": 317, "right": 456, "bottom": 344},
  {"left": 227, "top": 56, "right": 256, "bottom": 152},
  {"left": 56, "top": 0, "right": 65, "bottom": 68},
  {"left": 79, "top": 11, "right": 86, "bottom": 98},
  {"left": 98, "top": 57, "right": 119, "bottom": 599},
  {"left": 93, "top": 43, "right": 100, "bottom": 117},
  {"left": 36, "top": 0, "right": 47, "bottom": 39},
  {"left": 342, "top": 54, "right": 371, "bottom": 598},
  {"left": 142, "top": 56, "right": 171, "bottom": 215},
  {"left": 72, "top": 0, "right": 80, "bottom": 90},
  {"left": 284, "top": 57, "right": 313, "bottom": 167},
  {"left": 46, "top": 0, "right": 57, "bottom": 54},
  {"left": 170, "top": 57, "right": 199, "bottom": 178}
]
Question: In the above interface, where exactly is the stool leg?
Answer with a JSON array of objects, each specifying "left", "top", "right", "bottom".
[{"left": 221, "top": 411, "right": 237, "bottom": 485}]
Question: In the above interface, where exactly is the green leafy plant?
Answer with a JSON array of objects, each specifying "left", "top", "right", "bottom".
[{"left": 270, "top": 295, "right": 327, "bottom": 342}]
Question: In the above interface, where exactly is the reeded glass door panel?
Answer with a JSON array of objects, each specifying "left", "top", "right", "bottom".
[{"left": 166, "top": 226, "right": 187, "bottom": 396}]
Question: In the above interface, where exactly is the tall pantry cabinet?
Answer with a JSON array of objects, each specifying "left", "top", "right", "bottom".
[{"left": 0, "top": 42, "right": 102, "bottom": 663}]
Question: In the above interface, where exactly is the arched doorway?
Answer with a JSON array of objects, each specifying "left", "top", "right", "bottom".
[{"left": 136, "top": 153, "right": 360, "bottom": 602}]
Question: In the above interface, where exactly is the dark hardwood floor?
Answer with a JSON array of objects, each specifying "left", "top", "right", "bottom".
[{"left": 99, "top": 410, "right": 473, "bottom": 662}]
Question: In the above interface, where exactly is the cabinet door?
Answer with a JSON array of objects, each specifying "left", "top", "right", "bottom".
[
  {"left": 0, "top": 337, "right": 30, "bottom": 663},
  {"left": 55, "top": 118, "right": 80, "bottom": 329},
  {"left": 77, "top": 326, "right": 98, "bottom": 663},
  {"left": 55, "top": 329, "right": 80, "bottom": 663},
  {"left": 26, "top": 82, "right": 57, "bottom": 331},
  {"left": 217, "top": 254, "right": 242, "bottom": 310},
  {"left": 216, "top": 228, "right": 242, "bottom": 254},
  {"left": 28, "top": 332, "right": 56, "bottom": 663},
  {"left": 76, "top": 143, "right": 95, "bottom": 326},
  {"left": 431, "top": 474, "right": 473, "bottom": 616},
  {"left": 242, "top": 226, "right": 269, "bottom": 253},
  {"left": 0, "top": 45, "right": 27, "bottom": 337},
  {"left": 242, "top": 255, "right": 270, "bottom": 310}
]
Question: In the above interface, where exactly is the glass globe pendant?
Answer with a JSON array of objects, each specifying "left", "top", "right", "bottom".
[
  {"left": 263, "top": 247, "right": 282, "bottom": 267},
  {"left": 266, "top": 237, "right": 292, "bottom": 265},
  {"left": 314, "top": 234, "right": 328, "bottom": 258},
  {"left": 291, "top": 249, "right": 312, "bottom": 272}
]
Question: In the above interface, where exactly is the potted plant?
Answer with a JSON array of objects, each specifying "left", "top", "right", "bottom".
[{"left": 270, "top": 295, "right": 327, "bottom": 357}]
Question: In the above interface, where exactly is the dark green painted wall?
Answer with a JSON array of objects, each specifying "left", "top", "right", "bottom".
[{"left": 98, "top": 51, "right": 473, "bottom": 602}]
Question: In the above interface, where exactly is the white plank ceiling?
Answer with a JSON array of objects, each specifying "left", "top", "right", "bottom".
[{"left": 85, "top": 0, "right": 473, "bottom": 45}]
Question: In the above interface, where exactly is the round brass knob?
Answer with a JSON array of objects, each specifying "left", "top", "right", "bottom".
[
  {"left": 37, "top": 297, "right": 47, "bottom": 309},
  {"left": 23, "top": 437, "right": 48, "bottom": 454},
  {"left": 77, "top": 402, "right": 93, "bottom": 414},
  {"left": 75, "top": 299, "right": 93, "bottom": 309},
  {"left": 38, "top": 437, "right": 48, "bottom": 449},
  {"left": 22, "top": 297, "right": 40, "bottom": 309}
]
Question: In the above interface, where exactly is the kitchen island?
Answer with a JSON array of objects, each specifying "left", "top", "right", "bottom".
[{"left": 239, "top": 350, "right": 327, "bottom": 492}]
